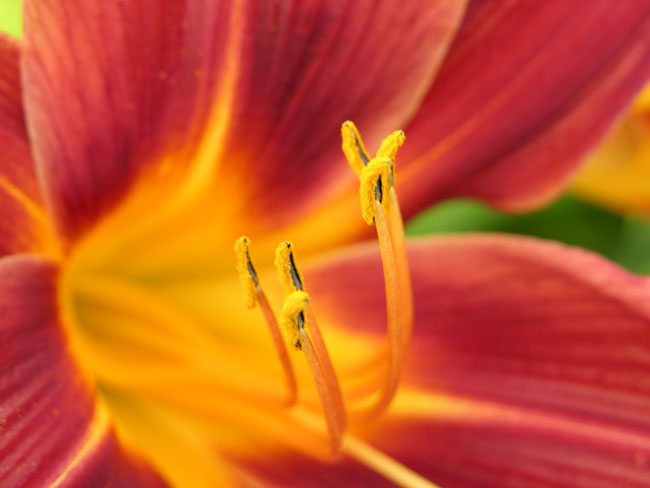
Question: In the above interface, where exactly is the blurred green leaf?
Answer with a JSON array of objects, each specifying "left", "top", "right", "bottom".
[
  {"left": 0, "top": 0, "right": 22, "bottom": 38},
  {"left": 611, "top": 218, "right": 650, "bottom": 274},
  {"left": 406, "top": 196, "right": 650, "bottom": 275}
]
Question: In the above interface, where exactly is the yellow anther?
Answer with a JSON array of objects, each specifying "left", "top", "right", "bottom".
[
  {"left": 279, "top": 291, "right": 310, "bottom": 350},
  {"left": 359, "top": 157, "right": 393, "bottom": 225},
  {"left": 376, "top": 130, "right": 405, "bottom": 163},
  {"left": 340, "top": 121, "right": 414, "bottom": 420},
  {"left": 274, "top": 241, "right": 305, "bottom": 296},
  {"left": 234, "top": 236, "right": 258, "bottom": 309},
  {"left": 234, "top": 236, "right": 299, "bottom": 406},
  {"left": 341, "top": 120, "right": 371, "bottom": 177}
]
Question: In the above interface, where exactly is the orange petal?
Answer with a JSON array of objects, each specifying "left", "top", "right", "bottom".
[
  {"left": 302, "top": 235, "right": 650, "bottom": 486},
  {"left": 0, "top": 256, "right": 165, "bottom": 486},
  {"left": 0, "top": 35, "right": 56, "bottom": 258},
  {"left": 397, "top": 1, "right": 650, "bottom": 217},
  {"left": 21, "top": 0, "right": 467, "bottom": 248}
]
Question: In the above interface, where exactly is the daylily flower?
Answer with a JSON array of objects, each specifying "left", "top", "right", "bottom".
[
  {"left": 572, "top": 83, "right": 650, "bottom": 215},
  {"left": 4, "top": 1, "right": 650, "bottom": 487}
]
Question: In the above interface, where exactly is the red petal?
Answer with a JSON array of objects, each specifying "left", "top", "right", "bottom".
[
  {"left": 397, "top": 0, "right": 650, "bottom": 217},
  {"left": 21, "top": 0, "right": 238, "bottom": 244},
  {"left": 229, "top": 452, "right": 396, "bottom": 488},
  {"left": 21, "top": 0, "right": 466, "bottom": 245},
  {"left": 216, "top": 0, "right": 466, "bottom": 233},
  {"left": 304, "top": 235, "right": 650, "bottom": 486},
  {"left": 0, "top": 257, "right": 165, "bottom": 487},
  {"left": 0, "top": 36, "right": 56, "bottom": 257}
]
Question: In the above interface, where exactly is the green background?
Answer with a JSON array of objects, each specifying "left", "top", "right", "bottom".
[
  {"left": 2, "top": 3, "right": 650, "bottom": 274},
  {"left": 0, "top": 0, "right": 22, "bottom": 38}
]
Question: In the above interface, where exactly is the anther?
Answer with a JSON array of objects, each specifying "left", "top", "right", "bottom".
[
  {"left": 340, "top": 122, "right": 414, "bottom": 419},
  {"left": 341, "top": 120, "right": 371, "bottom": 177},
  {"left": 234, "top": 236, "right": 258, "bottom": 309},
  {"left": 376, "top": 130, "right": 405, "bottom": 162},
  {"left": 359, "top": 157, "right": 392, "bottom": 225},
  {"left": 234, "top": 236, "right": 297, "bottom": 406},
  {"left": 276, "top": 246, "right": 347, "bottom": 457},
  {"left": 275, "top": 241, "right": 305, "bottom": 295},
  {"left": 279, "top": 290, "right": 310, "bottom": 350}
]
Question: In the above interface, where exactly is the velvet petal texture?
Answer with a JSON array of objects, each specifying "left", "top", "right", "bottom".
[
  {"left": 300, "top": 235, "right": 650, "bottom": 487},
  {"left": 0, "top": 36, "right": 55, "bottom": 258},
  {"left": 397, "top": 0, "right": 650, "bottom": 217},
  {"left": 21, "top": 0, "right": 467, "bottom": 245},
  {"left": 0, "top": 256, "right": 166, "bottom": 487}
]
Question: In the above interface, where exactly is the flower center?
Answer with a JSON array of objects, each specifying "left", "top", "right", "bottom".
[{"left": 58, "top": 121, "right": 414, "bottom": 484}]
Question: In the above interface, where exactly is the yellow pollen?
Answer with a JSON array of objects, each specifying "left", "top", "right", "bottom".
[
  {"left": 359, "top": 157, "right": 393, "bottom": 225},
  {"left": 341, "top": 120, "right": 371, "bottom": 177},
  {"left": 341, "top": 121, "right": 413, "bottom": 419},
  {"left": 234, "top": 236, "right": 258, "bottom": 309},
  {"left": 376, "top": 130, "right": 406, "bottom": 162},
  {"left": 274, "top": 241, "right": 305, "bottom": 296},
  {"left": 279, "top": 290, "right": 310, "bottom": 350},
  {"left": 234, "top": 236, "right": 297, "bottom": 406},
  {"left": 274, "top": 247, "right": 347, "bottom": 456}
]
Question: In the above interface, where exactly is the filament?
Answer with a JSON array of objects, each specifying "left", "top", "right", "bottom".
[
  {"left": 256, "top": 289, "right": 298, "bottom": 406},
  {"left": 341, "top": 121, "right": 414, "bottom": 419},
  {"left": 388, "top": 188, "right": 413, "bottom": 351},
  {"left": 304, "top": 303, "right": 347, "bottom": 435},
  {"left": 234, "top": 236, "right": 297, "bottom": 406},
  {"left": 276, "top": 244, "right": 348, "bottom": 456}
]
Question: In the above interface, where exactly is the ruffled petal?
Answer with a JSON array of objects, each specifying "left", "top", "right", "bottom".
[
  {"left": 0, "top": 256, "right": 166, "bottom": 487},
  {"left": 0, "top": 36, "right": 56, "bottom": 258},
  {"left": 21, "top": 0, "right": 466, "bottom": 246},
  {"left": 303, "top": 235, "right": 650, "bottom": 486},
  {"left": 396, "top": 0, "right": 650, "bottom": 217}
]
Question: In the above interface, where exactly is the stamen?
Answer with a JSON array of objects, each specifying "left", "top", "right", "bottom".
[
  {"left": 279, "top": 291, "right": 347, "bottom": 457},
  {"left": 376, "top": 130, "right": 406, "bottom": 161},
  {"left": 387, "top": 188, "right": 414, "bottom": 350},
  {"left": 234, "top": 236, "right": 259, "bottom": 309},
  {"left": 340, "top": 122, "right": 414, "bottom": 419},
  {"left": 341, "top": 120, "right": 371, "bottom": 177},
  {"left": 274, "top": 241, "right": 305, "bottom": 295},
  {"left": 364, "top": 198, "right": 402, "bottom": 417},
  {"left": 359, "top": 157, "right": 392, "bottom": 225},
  {"left": 234, "top": 236, "right": 297, "bottom": 406}
]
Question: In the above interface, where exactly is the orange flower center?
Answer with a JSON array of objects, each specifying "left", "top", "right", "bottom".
[{"left": 56, "top": 122, "right": 416, "bottom": 487}]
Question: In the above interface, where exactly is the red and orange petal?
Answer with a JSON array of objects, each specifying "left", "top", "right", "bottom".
[
  {"left": 0, "top": 257, "right": 165, "bottom": 487},
  {"left": 228, "top": 452, "right": 398, "bottom": 488},
  {"left": 396, "top": 0, "right": 650, "bottom": 218},
  {"left": 302, "top": 235, "right": 650, "bottom": 486},
  {"left": 213, "top": 0, "right": 466, "bottom": 236},
  {"left": 21, "top": 0, "right": 239, "bottom": 245},
  {"left": 21, "top": 0, "right": 467, "bottom": 250},
  {"left": 0, "top": 36, "right": 57, "bottom": 258}
]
